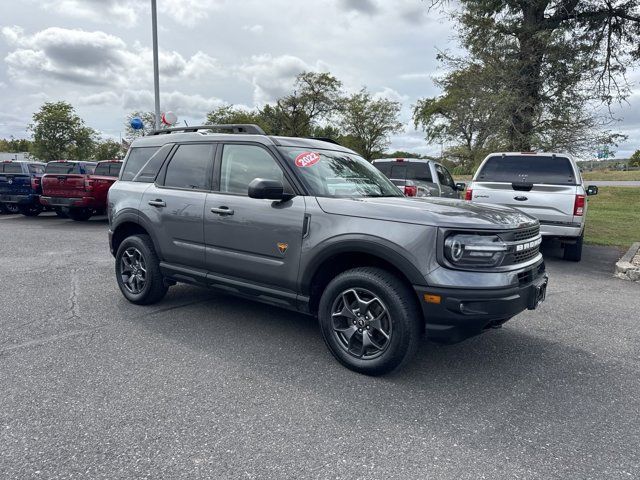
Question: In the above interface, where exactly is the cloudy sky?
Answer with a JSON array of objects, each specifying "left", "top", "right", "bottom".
[{"left": 0, "top": 0, "right": 638, "bottom": 157}]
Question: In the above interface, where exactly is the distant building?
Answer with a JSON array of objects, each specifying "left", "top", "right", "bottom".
[{"left": 0, "top": 152, "right": 38, "bottom": 162}]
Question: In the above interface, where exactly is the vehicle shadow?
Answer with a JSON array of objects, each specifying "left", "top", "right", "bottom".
[{"left": 124, "top": 285, "right": 635, "bottom": 451}]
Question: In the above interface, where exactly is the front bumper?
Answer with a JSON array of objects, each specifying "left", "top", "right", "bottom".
[
  {"left": 40, "top": 196, "right": 97, "bottom": 208},
  {"left": 0, "top": 194, "right": 38, "bottom": 205},
  {"left": 415, "top": 266, "right": 548, "bottom": 343}
]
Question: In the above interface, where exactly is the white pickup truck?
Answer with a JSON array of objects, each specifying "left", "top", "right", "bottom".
[{"left": 465, "top": 152, "right": 599, "bottom": 261}]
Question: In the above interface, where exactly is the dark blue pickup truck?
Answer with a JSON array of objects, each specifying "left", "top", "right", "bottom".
[{"left": 0, "top": 160, "right": 46, "bottom": 216}]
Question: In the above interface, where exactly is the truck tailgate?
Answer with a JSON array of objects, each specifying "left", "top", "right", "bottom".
[
  {"left": 0, "top": 174, "right": 31, "bottom": 195},
  {"left": 41, "top": 174, "right": 87, "bottom": 197},
  {"left": 472, "top": 182, "right": 578, "bottom": 223}
]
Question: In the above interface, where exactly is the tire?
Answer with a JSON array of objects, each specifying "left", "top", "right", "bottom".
[
  {"left": 563, "top": 233, "right": 583, "bottom": 262},
  {"left": 115, "top": 234, "right": 168, "bottom": 305},
  {"left": 54, "top": 208, "right": 68, "bottom": 218},
  {"left": 18, "top": 203, "right": 43, "bottom": 217},
  {"left": 3, "top": 203, "right": 20, "bottom": 214},
  {"left": 66, "top": 207, "right": 92, "bottom": 221},
  {"left": 0, "top": 203, "right": 7, "bottom": 214},
  {"left": 318, "top": 267, "right": 422, "bottom": 376}
]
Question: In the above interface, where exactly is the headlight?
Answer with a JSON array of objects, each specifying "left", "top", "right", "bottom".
[{"left": 444, "top": 233, "right": 507, "bottom": 268}]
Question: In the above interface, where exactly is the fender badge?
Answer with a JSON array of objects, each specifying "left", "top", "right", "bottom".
[{"left": 277, "top": 242, "right": 288, "bottom": 254}]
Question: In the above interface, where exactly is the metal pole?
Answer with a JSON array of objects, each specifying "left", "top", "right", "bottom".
[{"left": 151, "top": 0, "right": 160, "bottom": 130}]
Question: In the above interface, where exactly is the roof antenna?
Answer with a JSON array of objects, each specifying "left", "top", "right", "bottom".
[{"left": 184, "top": 120, "right": 189, "bottom": 127}]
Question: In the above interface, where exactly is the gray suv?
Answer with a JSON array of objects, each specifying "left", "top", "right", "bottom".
[{"left": 108, "top": 125, "right": 548, "bottom": 375}]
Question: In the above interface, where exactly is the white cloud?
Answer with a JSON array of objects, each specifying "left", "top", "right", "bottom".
[
  {"left": 122, "top": 90, "right": 225, "bottom": 116},
  {"left": 78, "top": 91, "right": 121, "bottom": 106},
  {"left": 242, "top": 24, "right": 264, "bottom": 34},
  {"left": 41, "top": 0, "right": 140, "bottom": 28},
  {"left": 158, "top": 0, "right": 224, "bottom": 27}
]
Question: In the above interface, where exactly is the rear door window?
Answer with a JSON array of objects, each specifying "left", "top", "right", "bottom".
[
  {"left": 121, "top": 147, "right": 161, "bottom": 181},
  {"left": 44, "top": 162, "right": 81, "bottom": 174},
  {"left": 477, "top": 155, "right": 577, "bottom": 185},
  {"left": 162, "top": 144, "right": 214, "bottom": 190},
  {"left": 1, "top": 163, "right": 23, "bottom": 174}
]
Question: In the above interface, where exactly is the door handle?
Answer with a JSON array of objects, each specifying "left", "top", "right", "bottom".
[
  {"left": 148, "top": 199, "right": 166, "bottom": 207},
  {"left": 210, "top": 206, "right": 234, "bottom": 216},
  {"left": 514, "top": 196, "right": 528, "bottom": 201}
]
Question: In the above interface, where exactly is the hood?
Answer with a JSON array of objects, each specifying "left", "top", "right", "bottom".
[{"left": 315, "top": 196, "right": 537, "bottom": 230}]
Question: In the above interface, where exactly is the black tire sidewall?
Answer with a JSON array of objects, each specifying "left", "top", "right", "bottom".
[
  {"left": 115, "top": 236, "right": 159, "bottom": 304},
  {"left": 318, "top": 268, "right": 419, "bottom": 375}
]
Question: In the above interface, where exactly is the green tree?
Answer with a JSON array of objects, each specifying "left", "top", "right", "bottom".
[
  {"left": 338, "top": 89, "right": 404, "bottom": 161},
  {"left": 629, "top": 150, "right": 640, "bottom": 167},
  {"left": 93, "top": 139, "right": 124, "bottom": 160},
  {"left": 205, "top": 104, "right": 271, "bottom": 133},
  {"left": 0, "top": 137, "right": 33, "bottom": 153},
  {"left": 428, "top": 0, "right": 640, "bottom": 152},
  {"left": 29, "top": 101, "right": 97, "bottom": 161}
]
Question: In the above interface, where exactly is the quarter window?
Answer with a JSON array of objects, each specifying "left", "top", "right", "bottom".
[
  {"left": 220, "top": 144, "right": 285, "bottom": 195},
  {"left": 121, "top": 147, "right": 160, "bottom": 181},
  {"left": 163, "top": 144, "right": 214, "bottom": 190}
]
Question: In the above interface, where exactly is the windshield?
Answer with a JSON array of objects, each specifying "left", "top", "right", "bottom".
[
  {"left": 477, "top": 155, "right": 577, "bottom": 185},
  {"left": 279, "top": 147, "right": 403, "bottom": 197}
]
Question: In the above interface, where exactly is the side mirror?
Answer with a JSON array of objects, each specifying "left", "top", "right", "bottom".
[
  {"left": 455, "top": 182, "right": 466, "bottom": 191},
  {"left": 586, "top": 185, "right": 598, "bottom": 196},
  {"left": 248, "top": 178, "right": 294, "bottom": 201}
]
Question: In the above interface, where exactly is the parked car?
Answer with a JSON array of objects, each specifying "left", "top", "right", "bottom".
[
  {"left": 40, "top": 160, "right": 122, "bottom": 221},
  {"left": 0, "top": 160, "right": 46, "bottom": 216},
  {"left": 465, "top": 152, "right": 598, "bottom": 261},
  {"left": 372, "top": 158, "right": 466, "bottom": 198},
  {"left": 108, "top": 125, "right": 548, "bottom": 375}
]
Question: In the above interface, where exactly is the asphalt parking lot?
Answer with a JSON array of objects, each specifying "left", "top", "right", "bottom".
[{"left": 1, "top": 213, "right": 639, "bottom": 479}]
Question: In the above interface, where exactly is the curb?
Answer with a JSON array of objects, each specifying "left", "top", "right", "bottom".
[{"left": 615, "top": 242, "right": 640, "bottom": 282}]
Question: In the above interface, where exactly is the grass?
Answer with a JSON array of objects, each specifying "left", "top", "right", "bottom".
[
  {"left": 581, "top": 170, "right": 640, "bottom": 181},
  {"left": 585, "top": 187, "right": 640, "bottom": 248}
]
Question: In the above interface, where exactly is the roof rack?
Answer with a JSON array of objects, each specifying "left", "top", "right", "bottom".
[
  {"left": 308, "top": 137, "right": 342, "bottom": 146},
  {"left": 150, "top": 124, "right": 266, "bottom": 135}
]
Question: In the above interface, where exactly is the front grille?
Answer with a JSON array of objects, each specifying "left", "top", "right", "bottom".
[
  {"left": 514, "top": 246, "right": 540, "bottom": 264},
  {"left": 513, "top": 225, "right": 540, "bottom": 241}
]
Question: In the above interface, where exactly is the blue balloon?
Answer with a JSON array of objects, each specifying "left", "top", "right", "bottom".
[{"left": 130, "top": 117, "right": 144, "bottom": 130}]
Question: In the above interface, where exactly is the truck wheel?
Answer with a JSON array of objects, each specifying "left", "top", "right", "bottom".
[
  {"left": 3, "top": 203, "right": 20, "bottom": 214},
  {"left": 115, "top": 234, "right": 168, "bottom": 305},
  {"left": 18, "top": 203, "right": 43, "bottom": 217},
  {"left": 66, "top": 208, "right": 92, "bottom": 221},
  {"left": 563, "top": 233, "right": 584, "bottom": 262},
  {"left": 318, "top": 267, "right": 421, "bottom": 375},
  {"left": 0, "top": 203, "right": 7, "bottom": 214},
  {"left": 54, "top": 208, "right": 68, "bottom": 218}
]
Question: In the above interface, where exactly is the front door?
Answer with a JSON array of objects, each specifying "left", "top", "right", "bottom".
[
  {"left": 203, "top": 143, "right": 305, "bottom": 293},
  {"left": 140, "top": 143, "right": 215, "bottom": 268}
]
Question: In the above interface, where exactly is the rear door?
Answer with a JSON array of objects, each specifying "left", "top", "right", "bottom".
[
  {"left": 41, "top": 162, "right": 86, "bottom": 197},
  {"left": 140, "top": 143, "right": 215, "bottom": 268},
  {"left": 471, "top": 154, "right": 579, "bottom": 223}
]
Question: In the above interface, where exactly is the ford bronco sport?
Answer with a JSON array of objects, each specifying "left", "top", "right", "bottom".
[{"left": 108, "top": 125, "right": 548, "bottom": 375}]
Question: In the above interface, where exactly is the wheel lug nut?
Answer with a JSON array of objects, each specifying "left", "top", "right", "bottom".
[
  {"left": 366, "top": 326, "right": 370, "bottom": 330},
  {"left": 358, "top": 328, "right": 362, "bottom": 332},
  {"left": 353, "top": 320, "right": 357, "bottom": 325}
]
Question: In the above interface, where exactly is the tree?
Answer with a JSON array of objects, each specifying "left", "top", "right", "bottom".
[
  {"left": 124, "top": 111, "right": 157, "bottom": 140},
  {"left": 338, "top": 89, "right": 404, "bottom": 161},
  {"left": 205, "top": 104, "right": 271, "bottom": 133},
  {"left": 29, "top": 101, "right": 97, "bottom": 161},
  {"left": 94, "top": 139, "right": 124, "bottom": 160},
  {"left": 629, "top": 149, "right": 640, "bottom": 167},
  {"left": 427, "top": 0, "right": 640, "bottom": 151},
  {"left": 0, "top": 137, "right": 32, "bottom": 153},
  {"left": 272, "top": 71, "right": 343, "bottom": 136}
]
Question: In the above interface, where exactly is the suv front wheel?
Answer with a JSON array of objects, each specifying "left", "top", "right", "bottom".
[
  {"left": 318, "top": 267, "right": 422, "bottom": 376},
  {"left": 115, "top": 234, "right": 168, "bottom": 305}
]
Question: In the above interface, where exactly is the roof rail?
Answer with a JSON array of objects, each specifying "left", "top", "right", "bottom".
[
  {"left": 150, "top": 124, "right": 266, "bottom": 135},
  {"left": 308, "top": 137, "right": 342, "bottom": 146}
]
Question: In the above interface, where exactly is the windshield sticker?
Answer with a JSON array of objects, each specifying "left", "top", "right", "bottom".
[{"left": 295, "top": 152, "right": 321, "bottom": 168}]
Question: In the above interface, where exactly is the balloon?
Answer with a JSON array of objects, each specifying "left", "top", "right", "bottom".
[
  {"left": 130, "top": 117, "right": 144, "bottom": 130},
  {"left": 161, "top": 111, "right": 177, "bottom": 126}
]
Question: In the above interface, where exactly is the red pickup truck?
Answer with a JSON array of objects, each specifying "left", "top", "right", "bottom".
[{"left": 40, "top": 160, "right": 122, "bottom": 221}]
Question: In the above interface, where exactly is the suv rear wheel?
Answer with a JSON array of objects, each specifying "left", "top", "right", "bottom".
[
  {"left": 318, "top": 267, "right": 421, "bottom": 375},
  {"left": 115, "top": 234, "right": 168, "bottom": 305},
  {"left": 3, "top": 203, "right": 20, "bottom": 214},
  {"left": 563, "top": 233, "right": 583, "bottom": 262}
]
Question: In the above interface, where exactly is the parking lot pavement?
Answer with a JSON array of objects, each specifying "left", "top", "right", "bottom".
[{"left": 1, "top": 213, "right": 639, "bottom": 479}]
